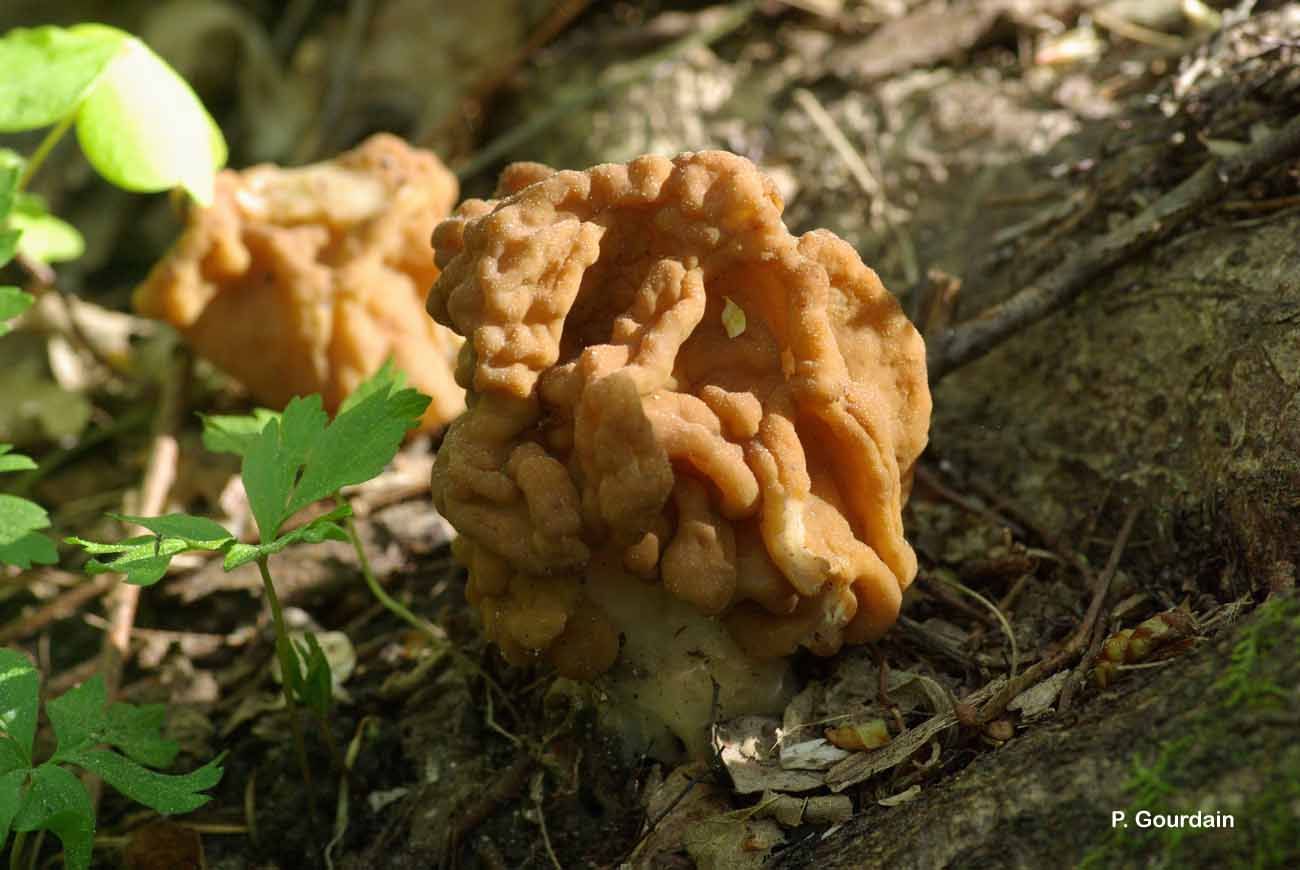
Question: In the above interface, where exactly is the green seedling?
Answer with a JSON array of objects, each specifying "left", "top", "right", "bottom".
[
  {"left": 70, "top": 362, "right": 430, "bottom": 800},
  {"left": 0, "top": 650, "right": 223, "bottom": 870},
  {"left": 0, "top": 167, "right": 57, "bottom": 571}
]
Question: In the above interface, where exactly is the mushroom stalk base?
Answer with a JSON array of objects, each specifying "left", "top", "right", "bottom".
[{"left": 586, "top": 565, "right": 797, "bottom": 760}]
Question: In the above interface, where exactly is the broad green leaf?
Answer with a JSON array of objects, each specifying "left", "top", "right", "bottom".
[
  {"left": 102, "top": 702, "right": 177, "bottom": 769},
  {"left": 107, "top": 513, "right": 232, "bottom": 549},
  {"left": 0, "top": 768, "right": 28, "bottom": 849},
  {"left": 0, "top": 444, "right": 37, "bottom": 474},
  {"left": 0, "top": 493, "right": 49, "bottom": 549},
  {"left": 0, "top": 25, "right": 124, "bottom": 132},
  {"left": 200, "top": 408, "right": 280, "bottom": 457},
  {"left": 46, "top": 675, "right": 106, "bottom": 753},
  {"left": 74, "top": 33, "right": 226, "bottom": 204},
  {"left": 0, "top": 649, "right": 38, "bottom": 762},
  {"left": 12, "top": 764, "right": 94, "bottom": 870},
  {"left": 222, "top": 506, "right": 351, "bottom": 570},
  {"left": 0, "top": 531, "right": 58, "bottom": 569},
  {"left": 62, "top": 748, "right": 222, "bottom": 815},
  {"left": 287, "top": 383, "right": 430, "bottom": 516},
  {"left": 0, "top": 288, "right": 32, "bottom": 338},
  {"left": 10, "top": 194, "right": 84, "bottom": 263},
  {"left": 0, "top": 230, "right": 19, "bottom": 268}
]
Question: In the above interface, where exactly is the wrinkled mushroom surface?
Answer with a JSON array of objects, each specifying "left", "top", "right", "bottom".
[
  {"left": 135, "top": 133, "right": 465, "bottom": 430},
  {"left": 430, "top": 151, "right": 930, "bottom": 746}
]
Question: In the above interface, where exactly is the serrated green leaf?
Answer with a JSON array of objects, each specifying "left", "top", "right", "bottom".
[
  {"left": 67, "top": 534, "right": 193, "bottom": 586},
  {"left": 12, "top": 764, "right": 94, "bottom": 870},
  {"left": 0, "top": 288, "right": 33, "bottom": 337},
  {"left": 242, "top": 395, "right": 327, "bottom": 540},
  {"left": 287, "top": 384, "right": 430, "bottom": 516},
  {"left": 222, "top": 507, "right": 351, "bottom": 570},
  {"left": 73, "top": 33, "right": 226, "bottom": 204},
  {"left": 199, "top": 408, "right": 280, "bottom": 457},
  {"left": 0, "top": 650, "right": 38, "bottom": 764},
  {"left": 0, "top": 24, "right": 124, "bottom": 132},
  {"left": 0, "top": 493, "right": 49, "bottom": 549},
  {"left": 10, "top": 194, "right": 84, "bottom": 264},
  {"left": 101, "top": 702, "right": 177, "bottom": 769},
  {"left": 62, "top": 747, "right": 222, "bottom": 815},
  {"left": 0, "top": 768, "right": 28, "bottom": 850},
  {"left": 0, "top": 531, "right": 58, "bottom": 569},
  {"left": 46, "top": 675, "right": 106, "bottom": 753},
  {"left": 337, "top": 358, "right": 408, "bottom": 416},
  {"left": 106, "top": 513, "right": 232, "bottom": 549}
]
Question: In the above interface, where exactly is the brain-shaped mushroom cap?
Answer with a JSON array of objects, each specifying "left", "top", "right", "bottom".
[
  {"left": 135, "top": 133, "right": 464, "bottom": 431},
  {"left": 429, "top": 151, "right": 931, "bottom": 679}
]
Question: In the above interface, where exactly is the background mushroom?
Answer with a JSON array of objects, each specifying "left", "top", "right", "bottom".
[{"left": 134, "top": 133, "right": 465, "bottom": 431}]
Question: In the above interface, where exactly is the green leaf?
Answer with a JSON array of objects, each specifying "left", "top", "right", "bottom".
[
  {"left": 0, "top": 493, "right": 49, "bottom": 549},
  {"left": 12, "top": 764, "right": 94, "bottom": 870},
  {"left": 241, "top": 395, "right": 327, "bottom": 540},
  {"left": 101, "top": 702, "right": 177, "bottom": 769},
  {"left": 0, "top": 288, "right": 33, "bottom": 337},
  {"left": 106, "top": 513, "right": 232, "bottom": 549},
  {"left": 291, "top": 634, "right": 334, "bottom": 717},
  {"left": 0, "top": 768, "right": 28, "bottom": 850},
  {"left": 337, "top": 358, "right": 408, "bottom": 415},
  {"left": 73, "top": 31, "right": 226, "bottom": 204},
  {"left": 0, "top": 24, "right": 124, "bottom": 132},
  {"left": 222, "top": 506, "right": 351, "bottom": 570},
  {"left": 0, "top": 649, "right": 38, "bottom": 764},
  {"left": 66, "top": 534, "right": 194, "bottom": 586},
  {"left": 10, "top": 194, "right": 84, "bottom": 264},
  {"left": 62, "top": 747, "right": 222, "bottom": 815},
  {"left": 200, "top": 408, "right": 280, "bottom": 457},
  {"left": 0, "top": 162, "right": 17, "bottom": 218},
  {"left": 286, "top": 380, "right": 430, "bottom": 517},
  {"left": 45, "top": 675, "right": 106, "bottom": 753},
  {"left": 0, "top": 444, "right": 38, "bottom": 474},
  {"left": 0, "top": 531, "right": 58, "bottom": 569}
]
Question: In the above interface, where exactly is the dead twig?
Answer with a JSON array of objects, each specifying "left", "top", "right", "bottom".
[
  {"left": 974, "top": 504, "right": 1140, "bottom": 725},
  {"left": 99, "top": 351, "right": 192, "bottom": 703},
  {"left": 0, "top": 574, "right": 115, "bottom": 645},
  {"left": 928, "top": 111, "right": 1300, "bottom": 382}
]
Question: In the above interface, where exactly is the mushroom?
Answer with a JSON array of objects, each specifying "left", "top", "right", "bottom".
[
  {"left": 134, "top": 133, "right": 464, "bottom": 431},
  {"left": 429, "top": 151, "right": 931, "bottom": 755}
]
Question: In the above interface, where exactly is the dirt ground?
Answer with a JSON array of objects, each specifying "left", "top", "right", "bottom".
[{"left": 1, "top": 1, "right": 1298, "bottom": 868}]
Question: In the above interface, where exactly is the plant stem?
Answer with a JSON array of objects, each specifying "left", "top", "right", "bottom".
[
  {"left": 9, "top": 830, "right": 25, "bottom": 870},
  {"left": 255, "top": 556, "right": 320, "bottom": 830},
  {"left": 337, "top": 497, "right": 444, "bottom": 647},
  {"left": 18, "top": 113, "right": 76, "bottom": 192}
]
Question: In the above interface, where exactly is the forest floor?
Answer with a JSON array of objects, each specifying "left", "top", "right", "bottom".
[{"left": 1, "top": 1, "right": 1298, "bottom": 868}]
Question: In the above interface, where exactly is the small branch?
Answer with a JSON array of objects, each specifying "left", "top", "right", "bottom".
[
  {"left": 974, "top": 504, "right": 1140, "bottom": 725},
  {"left": 928, "top": 111, "right": 1300, "bottom": 383}
]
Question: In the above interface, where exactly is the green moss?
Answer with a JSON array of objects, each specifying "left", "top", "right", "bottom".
[{"left": 1081, "top": 598, "right": 1300, "bottom": 869}]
